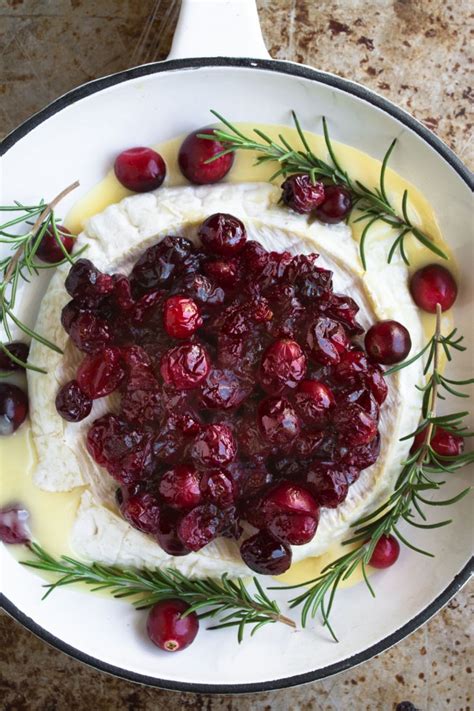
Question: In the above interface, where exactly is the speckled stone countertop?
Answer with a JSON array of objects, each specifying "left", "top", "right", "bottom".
[{"left": 0, "top": 1, "right": 472, "bottom": 709}]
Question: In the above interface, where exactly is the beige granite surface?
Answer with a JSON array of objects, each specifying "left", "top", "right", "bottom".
[{"left": 0, "top": 1, "right": 473, "bottom": 709}]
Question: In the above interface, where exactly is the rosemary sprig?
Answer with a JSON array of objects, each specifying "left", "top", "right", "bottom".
[
  {"left": 271, "top": 304, "right": 472, "bottom": 641},
  {"left": 201, "top": 111, "right": 448, "bottom": 270},
  {"left": 22, "top": 543, "right": 295, "bottom": 642},
  {"left": 0, "top": 181, "right": 82, "bottom": 374}
]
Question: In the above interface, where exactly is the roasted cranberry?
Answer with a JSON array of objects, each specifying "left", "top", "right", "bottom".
[
  {"left": 332, "top": 403, "right": 377, "bottom": 447},
  {"left": 163, "top": 295, "right": 202, "bottom": 339},
  {"left": 411, "top": 426, "right": 464, "bottom": 457},
  {"left": 61, "top": 300, "right": 81, "bottom": 333},
  {"left": 260, "top": 338, "right": 306, "bottom": 393},
  {"left": 0, "top": 384, "right": 28, "bottom": 435},
  {"left": 343, "top": 433, "right": 381, "bottom": 470},
  {"left": 69, "top": 312, "right": 111, "bottom": 354},
  {"left": 237, "top": 415, "right": 274, "bottom": 459},
  {"left": 131, "top": 236, "right": 195, "bottom": 291},
  {"left": 35, "top": 224, "right": 75, "bottom": 263},
  {"left": 281, "top": 174, "right": 325, "bottom": 213},
  {"left": 155, "top": 507, "right": 189, "bottom": 556},
  {"left": 198, "top": 213, "right": 247, "bottom": 257},
  {"left": 369, "top": 534, "right": 400, "bottom": 568},
  {"left": 204, "top": 258, "right": 240, "bottom": 287},
  {"left": 87, "top": 414, "right": 151, "bottom": 485},
  {"left": 268, "top": 512, "right": 318, "bottom": 546},
  {"left": 159, "top": 466, "right": 202, "bottom": 510},
  {"left": 152, "top": 421, "right": 187, "bottom": 465},
  {"left": 200, "top": 369, "right": 251, "bottom": 410},
  {"left": 365, "top": 320, "right": 412, "bottom": 365},
  {"left": 178, "top": 128, "right": 234, "bottom": 184},
  {"left": 366, "top": 365, "right": 388, "bottom": 405},
  {"left": 191, "top": 424, "right": 237, "bottom": 468},
  {"left": 237, "top": 463, "right": 273, "bottom": 500},
  {"left": 177, "top": 503, "right": 222, "bottom": 551},
  {"left": 315, "top": 185, "right": 352, "bottom": 223},
  {"left": 410, "top": 264, "right": 457, "bottom": 313},
  {"left": 0, "top": 506, "right": 30, "bottom": 544},
  {"left": 304, "top": 465, "right": 349, "bottom": 507},
  {"left": 182, "top": 273, "right": 224, "bottom": 306},
  {"left": 121, "top": 370, "right": 162, "bottom": 425},
  {"left": 147, "top": 599, "right": 199, "bottom": 652},
  {"left": 240, "top": 531, "right": 292, "bottom": 575},
  {"left": 241, "top": 240, "right": 269, "bottom": 274},
  {"left": 262, "top": 481, "right": 319, "bottom": 520},
  {"left": 295, "top": 379, "right": 335, "bottom": 427},
  {"left": 258, "top": 397, "right": 300, "bottom": 446},
  {"left": 0, "top": 342, "right": 29, "bottom": 371},
  {"left": 306, "top": 317, "right": 349, "bottom": 365},
  {"left": 160, "top": 343, "right": 210, "bottom": 390},
  {"left": 65, "top": 259, "right": 113, "bottom": 300},
  {"left": 120, "top": 491, "right": 161, "bottom": 533},
  {"left": 292, "top": 430, "right": 324, "bottom": 458},
  {"left": 340, "top": 385, "right": 379, "bottom": 421},
  {"left": 286, "top": 255, "right": 333, "bottom": 304},
  {"left": 200, "top": 469, "right": 236, "bottom": 507},
  {"left": 55, "top": 380, "right": 92, "bottom": 422},
  {"left": 326, "top": 293, "right": 363, "bottom": 334},
  {"left": 333, "top": 350, "right": 369, "bottom": 382},
  {"left": 77, "top": 347, "right": 125, "bottom": 399},
  {"left": 114, "top": 147, "right": 166, "bottom": 192}
]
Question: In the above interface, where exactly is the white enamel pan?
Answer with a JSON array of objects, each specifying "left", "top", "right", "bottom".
[{"left": 1, "top": 0, "right": 472, "bottom": 693}]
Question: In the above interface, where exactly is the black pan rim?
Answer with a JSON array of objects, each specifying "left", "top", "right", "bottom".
[{"left": 1, "top": 56, "right": 473, "bottom": 694}]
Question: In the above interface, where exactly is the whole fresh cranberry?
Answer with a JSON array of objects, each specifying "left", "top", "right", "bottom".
[
  {"left": 260, "top": 338, "right": 306, "bottom": 393},
  {"left": 198, "top": 213, "right": 247, "bottom": 256},
  {"left": 120, "top": 491, "right": 161, "bottom": 533},
  {"left": 147, "top": 599, "right": 199, "bottom": 652},
  {"left": 295, "top": 379, "right": 335, "bottom": 427},
  {"left": 191, "top": 424, "right": 237, "bottom": 468},
  {"left": 160, "top": 343, "right": 210, "bottom": 390},
  {"left": 77, "top": 347, "right": 125, "bottom": 399},
  {"left": 0, "top": 506, "right": 30, "bottom": 544},
  {"left": 258, "top": 397, "right": 300, "bottom": 446},
  {"left": 69, "top": 312, "right": 111, "bottom": 354},
  {"left": 0, "top": 342, "right": 29, "bottom": 371},
  {"left": 303, "top": 465, "right": 349, "bottom": 507},
  {"left": 177, "top": 503, "right": 222, "bottom": 551},
  {"left": 178, "top": 128, "right": 234, "bottom": 184},
  {"left": 55, "top": 380, "right": 92, "bottom": 422},
  {"left": 240, "top": 531, "right": 292, "bottom": 575},
  {"left": 0, "top": 384, "right": 28, "bottom": 436},
  {"left": 155, "top": 507, "right": 189, "bottom": 556},
  {"left": 114, "top": 147, "right": 166, "bottom": 192},
  {"left": 365, "top": 320, "right": 412, "bottom": 364},
  {"left": 315, "top": 185, "right": 352, "bottom": 224},
  {"left": 369, "top": 534, "right": 400, "bottom": 568},
  {"left": 411, "top": 426, "right": 464, "bottom": 457},
  {"left": 163, "top": 295, "right": 202, "bottom": 339},
  {"left": 65, "top": 259, "right": 114, "bottom": 301},
  {"left": 35, "top": 224, "right": 75, "bottom": 264},
  {"left": 267, "top": 512, "right": 318, "bottom": 546},
  {"left": 200, "top": 469, "right": 236, "bottom": 507},
  {"left": 131, "top": 236, "right": 195, "bottom": 291},
  {"left": 410, "top": 264, "right": 457, "bottom": 313},
  {"left": 159, "top": 466, "right": 202, "bottom": 510},
  {"left": 281, "top": 174, "right": 326, "bottom": 213},
  {"left": 200, "top": 369, "right": 251, "bottom": 410},
  {"left": 306, "top": 317, "right": 349, "bottom": 365},
  {"left": 332, "top": 402, "right": 377, "bottom": 447}
]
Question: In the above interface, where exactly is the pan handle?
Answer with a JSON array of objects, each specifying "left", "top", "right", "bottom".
[{"left": 167, "top": 0, "right": 270, "bottom": 60}]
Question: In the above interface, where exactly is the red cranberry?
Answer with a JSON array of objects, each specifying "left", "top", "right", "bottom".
[
  {"left": 114, "top": 147, "right": 166, "bottom": 192},
  {"left": 87, "top": 415, "right": 151, "bottom": 485},
  {"left": 160, "top": 343, "right": 210, "bottom": 390},
  {"left": 61, "top": 300, "right": 81, "bottom": 333},
  {"left": 333, "top": 350, "right": 369, "bottom": 381},
  {"left": 152, "top": 421, "right": 187, "bottom": 466},
  {"left": 365, "top": 365, "right": 388, "bottom": 405},
  {"left": 342, "top": 433, "right": 381, "bottom": 470},
  {"left": 260, "top": 338, "right": 306, "bottom": 393},
  {"left": 77, "top": 347, "right": 125, "bottom": 399},
  {"left": 237, "top": 415, "right": 274, "bottom": 459},
  {"left": 131, "top": 236, "right": 195, "bottom": 291},
  {"left": 178, "top": 128, "right": 234, "bottom": 185},
  {"left": 365, "top": 320, "right": 412, "bottom": 365},
  {"left": 69, "top": 312, "right": 111, "bottom": 354},
  {"left": 200, "top": 469, "right": 236, "bottom": 507},
  {"left": 267, "top": 512, "right": 318, "bottom": 546},
  {"left": 410, "top": 264, "right": 457, "bottom": 313},
  {"left": 35, "top": 224, "right": 75, "bottom": 263},
  {"left": 303, "top": 465, "right": 349, "bottom": 507},
  {"left": 262, "top": 481, "right": 319, "bottom": 519},
  {"left": 241, "top": 240, "right": 269, "bottom": 273},
  {"left": 0, "top": 506, "right": 30, "bottom": 544},
  {"left": 295, "top": 379, "right": 335, "bottom": 427},
  {"left": 314, "top": 185, "right": 352, "bottom": 224},
  {"left": 326, "top": 293, "right": 363, "bottom": 335},
  {"left": 121, "top": 372, "right": 162, "bottom": 426},
  {"left": 177, "top": 503, "right": 221, "bottom": 551},
  {"left": 258, "top": 397, "right": 300, "bottom": 446},
  {"left": 198, "top": 213, "right": 247, "bottom": 257},
  {"left": 191, "top": 424, "right": 237, "bottom": 468},
  {"left": 411, "top": 426, "right": 464, "bottom": 457},
  {"left": 0, "top": 342, "right": 29, "bottom": 371},
  {"left": 236, "top": 462, "right": 273, "bottom": 500},
  {"left": 306, "top": 317, "right": 349, "bottom": 365},
  {"left": 147, "top": 599, "right": 199, "bottom": 652},
  {"left": 204, "top": 258, "right": 240, "bottom": 287},
  {"left": 292, "top": 430, "right": 324, "bottom": 458},
  {"left": 155, "top": 507, "right": 189, "bottom": 556},
  {"left": 200, "top": 369, "right": 251, "bottom": 410},
  {"left": 287, "top": 255, "right": 333, "bottom": 304},
  {"left": 120, "top": 491, "right": 161, "bottom": 534},
  {"left": 163, "top": 295, "right": 202, "bottom": 339},
  {"left": 159, "top": 466, "right": 202, "bottom": 510},
  {"left": 281, "top": 174, "right": 326, "bottom": 213},
  {"left": 369, "top": 534, "right": 400, "bottom": 568},
  {"left": 55, "top": 380, "right": 92, "bottom": 422},
  {"left": 182, "top": 273, "right": 224, "bottom": 306},
  {"left": 0, "top": 384, "right": 28, "bottom": 435},
  {"left": 332, "top": 403, "right": 377, "bottom": 447},
  {"left": 240, "top": 531, "right": 292, "bottom": 575},
  {"left": 65, "top": 259, "right": 114, "bottom": 301}
]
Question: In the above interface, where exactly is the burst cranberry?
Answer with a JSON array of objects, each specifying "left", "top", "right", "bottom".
[
  {"left": 55, "top": 380, "right": 92, "bottom": 422},
  {"left": 120, "top": 491, "right": 161, "bottom": 533},
  {"left": 260, "top": 339, "right": 306, "bottom": 393},
  {"left": 237, "top": 463, "right": 273, "bottom": 500},
  {"left": 268, "top": 512, "right": 318, "bottom": 546},
  {"left": 131, "top": 236, "right": 195, "bottom": 291},
  {"left": 198, "top": 213, "right": 247, "bottom": 257},
  {"left": 340, "top": 385, "right": 379, "bottom": 421},
  {"left": 152, "top": 421, "right": 187, "bottom": 465},
  {"left": 121, "top": 371, "right": 162, "bottom": 425},
  {"left": 281, "top": 174, "right": 325, "bottom": 213},
  {"left": 191, "top": 424, "right": 237, "bottom": 468},
  {"left": 200, "top": 469, "right": 236, "bottom": 506},
  {"left": 159, "top": 466, "right": 202, "bottom": 510},
  {"left": 365, "top": 320, "right": 412, "bottom": 365},
  {"left": 178, "top": 128, "right": 234, "bottom": 185},
  {"left": 306, "top": 317, "right": 349, "bottom": 365},
  {"left": 182, "top": 273, "right": 224, "bottom": 306},
  {"left": 410, "top": 264, "right": 457, "bottom": 313},
  {"left": 0, "top": 506, "right": 30, "bottom": 544},
  {"left": 333, "top": 350, "right": 369, "bottom": 381},
  {"left": 61, "top": 300, "right": 81, "bottom": 333},
  {"left": 293, "top": 430, "right": 324, "bottom": 458},
  {"left": 204, "top": 258, "right": 240, "bottom": 287},
  {"left": 332, "top": 403, "right": 377, "bottom": 447},
  {"left": 114, "top": 147, "right": 166, "bottom": 192},
  {"left": 35, "top": 224, "right": 75, "bottom": 263},
  {"left": 304, "top": 465, "right": 349, "bottom": 507},
  {"left": 0, "top": 342, "right": 29, "bottom": 371},
  {"left": 326, "top": 293, "right": 363, "bottom": 334},
  {"left": 366, "top": 365, "right": 388, "bottom": 405},
  {"left": 237, "top": 415, "right": 274, "bottom": 459},
  {"left": 295, "top": 379, "right": 335, "bottom": 427},
  {"left": 69, "top": 312, "right": 111, "bottom": 354},
  {"left": 240, "top": 531, "right": 292, "bottom": 575},
  {"left": 65, "top": 259, "right": 114, "bottom": 300},
  {"left": 155, "top": 508, "right": 189, "bottom": 556},
  {"left": 241, "top": 240, "right": 269, "bottom": 273},
  {"left": 163, "top": 295, "right": 202, "bottom": 339},
  {"left": 342, "top": 433, "right": 381, "bottom": 470},
  {"left": 0, "top": 384, "right": 28, "bottom": 436},
  {"left": 258, "top": 397, "right": 300, "bottom": 446},
  {"left": 315, "top": 185, "right": 352, "bottom": 223},
  {"left": 87, "top": 415, "right": 151, "bottom": 485},
  {"left": 177, "top": 503, "right": 222, "bottom": 551},
  {"left": 77, "top": 347, "right": 125, "bottom": 399},
  {"left": 147, "top": 599, "right": 199, "bottom": 652},
  {"left": 369, "top": 534, "right": 400, "bottom": 568},
  {"left": 160, "top": 343, "right": 210, "bottom": 390},
  {"left": 411, "top": 426, "right": 464, "bottom": 457},
  {"left": 200, "top": 369, "right": 251, "bottom": 410},
  {"left": 262, "top": 481, "right": 319, "bottom": 520}
]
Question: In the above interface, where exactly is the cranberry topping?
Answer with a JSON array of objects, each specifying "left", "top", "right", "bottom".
[
  {"left": 258, "top": 397, "right": 300, "bottom": 446},
  {"left": 131, "top": 236, "right": 195, "bottom": 291},
  {"left": 200, "top": 369, "right": 251, "bottom": 410},
  {"left": 178, "top": 128, "right": 234, "bottom": 185},
  {"left": 87, "top": 414, "right": 152, "bottom": 485},
  {"left": 55, "top": 380, "right": 92, "bottom": 422},
  {"left": 411, "top": 426, "right": 464, "bottom": 458},
  {"left": 160, "top": 343, "right": 210, "bottom": 390},
  {"left": 155, "top": 507, "right": 189, "bottom": 556},
  {"left": 369, "top": 534, "right": 400, "bottom": 568},
  {"left": 262, "top": 481, "right": 319, "bottom": 520},
  {"left": 267, "top": 512, "right": 318, "bottom": 546},
  {"left": 65, "top": 259, "right": 113, "bottom": 301},
  {"left": 77, "top": 347, "right": 125, "bottom": 399},
  {"left": 260, "top": 338, "right": 306, "bottom": 393},
  {"left": 200, "top": 469, "right": 236, "bottom": 506},
  {"left": 159, "top": 465, "right": 202, "bottom": 510},
  {"left": 240, "top": 531, "right": 292, "bottom": 575},
  {"left": 365, "top": 320, "right": 412, "bottom": 365},
  {"left": 314, "top": 185, "right": 352, "bottom": 224},
  {"left": 306, "top": 317, "right": 349, "bottom": 365},
  {"left": 35, "top": 224, "right": 75, "bottom": 264},
  {"left": 177, "top": 503, "right": 222, "bottom": 551},
  {"left": 69, "top": 312, "right": 111, "bottom": 354},
  {"left": 147, "top": 599, "right": 199, "bottom": 652},
  {"left": 120, "top": 491, "right": 161, "bottom": 534},
  {"left": 0, "top": 342, "right": 29, "bottom": 371},
  {"left": 114, "top": 147, "right": 166, "bottom": 192},
  {"left": 332, "top": 403, "right": 378, "bottom": 447},
  {"left": 198, "top": 213, "right": 247, "bottom": 257},
  {"left": 304, "top": 465, "right": 349, "bottom": 508},
  {"left": 410, "top": 264, "right": 457, "bottom": 313},
  {"left": 281, "top": 174, "right": 325, "bottom": 213},
  {"left": 191, "top": 424, "right": 237, "bottom": 468},
  {"left": 0, "top": 506, "right": 30, "bottom": 544},
  {"left": 163, "top": 295, "right": 202, "bottom": 339},
  {"left": 295, "top": 379, "right": 335, "bottom": 428},
  {"left": 0, "top": 384, "right": 28, "bottom": 436}
]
